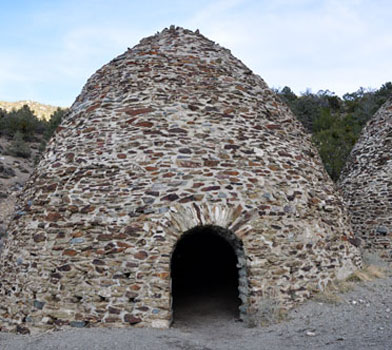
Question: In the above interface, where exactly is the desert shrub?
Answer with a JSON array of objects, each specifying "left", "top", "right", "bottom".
[{"left": 6, "top": 131, "right": 31, "bottom": 158}]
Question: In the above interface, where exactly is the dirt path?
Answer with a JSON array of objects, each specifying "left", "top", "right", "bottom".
[{"left": 1, "top": 274, "right": 392, "bottom": 350}]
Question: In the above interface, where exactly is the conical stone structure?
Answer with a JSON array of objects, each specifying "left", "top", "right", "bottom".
[
  {"left": 0, "top": 26, "right": 361, "bottom": 333},
  {"left": 339, "top": 97, "right": 392, "bottom": 259}
]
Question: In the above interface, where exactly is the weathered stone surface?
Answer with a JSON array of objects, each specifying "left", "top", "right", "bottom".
[
  {"left": 339, "top": 98, "right": 392, "bottom": 259},
  {"left": 0, "top": 26, "right": 360, "bottom": 333}
]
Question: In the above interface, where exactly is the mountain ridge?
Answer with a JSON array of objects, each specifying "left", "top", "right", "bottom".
[{"left": 0, "top": 100, "right": 63, "bottom": 120}]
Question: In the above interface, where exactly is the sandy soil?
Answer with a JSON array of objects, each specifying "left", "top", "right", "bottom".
[{"left": 1, "top": 274, "right": 392, "bottom": 350}]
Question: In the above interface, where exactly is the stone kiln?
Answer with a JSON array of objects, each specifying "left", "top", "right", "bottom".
[
  {"left": 0, "top": 26, "right": 361, "bottom": 333},
  {"left": 339, "top": 97, "right": 392, "bottom": 259}
]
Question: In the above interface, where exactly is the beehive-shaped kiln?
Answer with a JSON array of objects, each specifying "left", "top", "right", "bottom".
[
  {"left": 339, "top": 97, "right": 392, "bottom": 259},
  {"left": 0, "top": 26, "right": 361, "bottom": 333}
]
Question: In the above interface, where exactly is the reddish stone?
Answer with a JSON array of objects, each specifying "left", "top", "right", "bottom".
[
  {"left": 136, "top": 121, "right": 154, "bottom": 127},
  {"left": 130, "top": 284, "right": 141, "bottom": 291},
  {"left": 125, "top": 117, "right": 137, "bottom": 124},
  {"left": 155, "top": 272, "right": 169, "bottom": 279},
  {"left": 223, "top": 170, "right": 239, "bottom": 176},
  {"left": 161, "top": 193, "right": 179, "bottom": 201},
  {"left": 192, "top": 182, "right": 204, "bottom": 188},
  {"left": 201, "top": 186, "right": 220, "bottom": 192},
  {"left": 163, "top": 172, "right": 176, "bottom": 178},
  {"left": 117, "top": 242, "right": 133, "bottom": 248},
  {"left": 46, "top": 212, "right": 62, "bottom": 222},
  {"left": 268, "top": 165, "right": 280, "bottom": 171},
  {"left": 63, "top": 249, "right": 78, "bottom": 256},
  {"left": 145, "top": 166, "right": 158, "bottom": 171},
  {"left": 122, "top": 107, "right": 154, "bottom": 116},
  {"left": 266, "top": 124, "right": 281, "bottom": 130},
  {"left": 86, "top": 104, "right": 100, "bottom": 113},
  {"left": 134, "top": 251, "right": 148, "bottom": 260},
  {"left": 117, "top": 153, "right": 127, "bottom": 159},
  {"left": 82, "top": 127, "right": 96, "bottom": 133},
  {"left": 46, "top": 183, "right": 58, "bottom": 192},
  {"left": 179, "top": 195, "right": 195, "bottom": 203},
  {"left": 309, "top": 198, "right": 320, "bottom": 205},
  {"left": 68, "top": 205, "right": 78, "bottom": 213}
]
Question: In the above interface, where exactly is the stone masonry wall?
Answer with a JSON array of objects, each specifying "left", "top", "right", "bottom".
[
  {"left": 0, "top": 26, "right": 361, "bottom": 334},
  {"left": 339, "top": 98, "right": 392, "bottom": 259}
]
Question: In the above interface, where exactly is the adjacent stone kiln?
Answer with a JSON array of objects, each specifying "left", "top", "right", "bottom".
[
  {"left": 0, "top": 26, "right": 361, "bottom": 333},
  {"left": 339, "top": 97, "right": 392, "bottom": 259}
]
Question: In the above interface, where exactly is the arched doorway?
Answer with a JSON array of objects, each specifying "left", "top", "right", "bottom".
[{"left": 171, "top": 225, "right": 245, "bottom": 325}]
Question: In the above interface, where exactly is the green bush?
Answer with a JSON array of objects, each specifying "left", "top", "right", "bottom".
[{"left": 276, "top": 82, "right": 392, "bottom": 181}]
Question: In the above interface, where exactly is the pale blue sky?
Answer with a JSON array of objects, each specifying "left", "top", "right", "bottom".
[{"left": 1, "top": 0, "right": 391, "bottom": 106}]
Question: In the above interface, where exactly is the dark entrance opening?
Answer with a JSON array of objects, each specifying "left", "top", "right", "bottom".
[{"left": 171, "top": 225, "right": 241, "bottom": 325}]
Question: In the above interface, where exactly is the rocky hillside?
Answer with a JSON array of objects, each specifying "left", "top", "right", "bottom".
[
  {"left": 0, "top": 100, "right": 61, "bottom": 121},
  {"left": 0, "top": 103, "right": 66, "bottom": 249},
  {"left": 0, "top": 136, "right": 40, "bottom": 250}
]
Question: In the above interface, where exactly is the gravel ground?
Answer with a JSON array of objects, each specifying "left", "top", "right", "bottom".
[{"left": 1, "top": 275, "right": 392, "bottom": 350}]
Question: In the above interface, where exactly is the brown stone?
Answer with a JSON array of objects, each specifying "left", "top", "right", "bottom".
[
  {"left": 33, "top": 233, "right": 46, "bottom": 243},
  {"left": 136, "top": 121, "right": 154, "bottom": 127},
  {"left": 97, "top": 234, "right": 114, "bottom": 241},
  {"left": 134, "top": 251, "right": 148, "bottom": 260},
  {"left": 80, "top": 205, "right": 95, "bottom": 213},
  {"left": 68, "top": 205, "right": 79, "bottom": 213},
  {"left": 46, "top": 212, "right": 62, "bottom": 222},
  {"left": 124, "top": 314, "right": 142, "bottom": 324},
  {"left": 108, "top": 307, "right": 121, "bottom": 314},
  {"left": 63, "top": 249, "right": 78, "bottom": 256},
  {"left": 201, "top": 186, "right": 220, "bottom": 192},
  {"left": 161, "top": 194, "right": 179, "bottom": 201},
  {"left": 204, "top": 160, "right": 219, "bottom": 166},
  {"left": 266, "top": 124, "right": 281, "bottom": 130},
  {"left": 122, "top": 107, "right": 154, "bottom": 116}
]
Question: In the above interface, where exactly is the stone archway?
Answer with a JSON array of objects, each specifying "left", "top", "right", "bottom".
[{"left": 170, "top": 225, "right": 247, "bottom": 325}]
